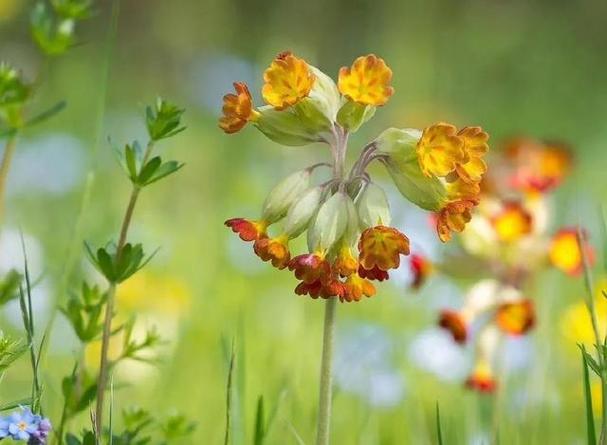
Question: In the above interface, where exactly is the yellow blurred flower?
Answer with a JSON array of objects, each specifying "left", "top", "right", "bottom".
[
  {"left": 416, "top": 123, "right": 465, "bottom": 178},
  {"left": 549, "top": 228, "right": 594, "bottom": 276},
  {"left": 560, "top": 279, "right": 607, "bottom": 345},
  {"left": 490, "top": 201, "right": 532, "bottom": 243},
  {"left": 456, "top": 126, "right": 489, "bottom": 183},
  {"left": 338, "top": 54, "right": 394, "bottom": 106},
  {"left": 262, "top": 51, "right": 315, "bottom": 110}
]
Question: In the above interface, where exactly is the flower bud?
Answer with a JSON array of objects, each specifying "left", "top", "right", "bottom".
[
  {"left": 307, "top": 191, "right": 350, "bottom": 253},
  {"left": 376, "top": 128, "right": 448, "bottom": 211},
  {"left": 293, "top": 66, "right": 341, "bottom": 131},
  {"left": 357, "top": 182, "right": 391, "bottom": 229},
  {"left": 255, "top": 106, "right": 323, "bottom": 146},
  {"left": 336, "top": 101, "right": 376, "bottom": 133},
  {"left": 283, "top": 186, "right": 323, "bottom": 238},
  {"left": 262, "top": 170, "right": 311, "bottom": 224}
]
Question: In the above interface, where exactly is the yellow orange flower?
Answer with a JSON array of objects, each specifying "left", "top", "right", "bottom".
[
  {"left": 560, "top": 280, "right": 607, "bottom": 345},
  {"left": 334, "top": 246, "right": 358, "bottom": 277},
  {"left": 262, "top": 51, "right": 315, "bottom": 110},
  {"left": 294, "top": 274, "right": 345, "bottom": 300},
  {"left": 490, "top": 201, "right": 533, "bottom": 243},
  {"left": 409, "top": 254, "right": 433, "bottom": 289},
  {"left": 253, "top": 235, "right": 290, "bottom": 269},
  {"left": 456, "top": 126, "right": 489, "bottom": 183},
  {"left": 341, "top": 273, "right": 376, "bottom": 303},
  {"left": 219, "top": 82, "right": 259, "bottom": 133},
  {"left": 466, "top": 358, "right": 497, "bottom": 393},
  {"left": 416, "top": 123, "right": 465, "bottom": 178},
  {"left": 358, "top": 225, "right": 410, "bottom": 272},
  {"left": 288, "top": 252, "right": 331, "bottom": 284},
  {"left": 358, "top": 265, "right": 389, "bottom": 281},
  {"left": 436, "top": 199, "right": 478, "bottom": 243},
  {"left": 337, "top": 54, "right": 394, "bottom": 106},
  {"left": 439, "top": 310, "right": 468, "bottom": 344},
  {"left": 225, "top": 218, "right": 268, "bottom": 242},
  {"left": 549, "top": 228, "right": 594, "bottom": 276},
  {"left": 495, "top": 299, "right": 535, "bottom": 335}
]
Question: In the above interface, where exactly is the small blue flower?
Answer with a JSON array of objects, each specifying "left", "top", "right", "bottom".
[
  {"left": 0, "top": 415, "right": 10, "bottom": 438},
  {"left": 6, "top": 407, "right": 38, "bottom": 441}
]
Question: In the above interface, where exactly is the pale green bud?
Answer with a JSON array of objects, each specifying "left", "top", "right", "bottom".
[
  {"left": 283, "top": 186, "right": 323, "bottom": 238},
  {"left": 255, "top": 106, "right": 322, "bottom": 146},
  {"left": 336, "top": 101, "right": 376, "bottom": 133},
  {"left": 307, "top": 191, "right": 350, "bottom": 253},
  {"left": 357, "top": 182, "right": 391, "bottom": 229},
  {"left": 376, "top": 128, "right": 448, "bottom": 211},
  {"left": 262, "top": 169, "right": 311, "bottom": 223},
  {"left": 342, "top": 194, "right": 360, "bottom": 247}
]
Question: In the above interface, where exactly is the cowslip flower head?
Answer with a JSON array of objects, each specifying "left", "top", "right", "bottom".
[
  {"left": 495, "top": 299, "right": 535, "bottom": 335},
  {"left": 219, "top": 82, "right": 259, "bottom": 133},
  {"left": 409, "top": 253, "right": 433, "bottom": 289},
  {"left": 225, "top": 218, "right": 267, "bottom": 242},
  {"left": 549, "top": 228, "right": 595, "bottom": 276},
  {"left": 416, "top": 123, "right": 465, "bottom": 178},
  {"left": 455, "top": 126, "right": 489, "bottom": 183},
  {"left": 341, "top": 273, "right": 376, "bottom": 303},
  {"left": 490, "top": 201, "right": 533, "bottom": 243},
  {"left": 262, "top": 51, "right": 315, "bottom": 110},
  {"left": 439, "top": 309, "right": 468, "bottom": 344},
  {"left": 254, "top": 235, "right": 290, "bottom": 269},
  {"left": 288, "top": 252, "right": 331, "bottom": 284},
  {"left": 466, "top": 358, "right": 497, "bottom": 393},
  {"left": 338, "top": 54, "right": 394, "bottom": 107},
  {"left": 334, "top": 245, "right": 358, "bottom": 277},
  {"left": 436, "top": 199, "right": 478, "bottom": 243},
  {"left": 358, "top": 225, "right": 410, "bottom": 273}
]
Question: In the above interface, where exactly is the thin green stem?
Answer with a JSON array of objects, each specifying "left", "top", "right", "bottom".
[
  {"left": 0, "top": 134, "right": 18, "bottom": 224},
  {"left": 94, "top": 142, "right": 153, "bottom": 441},
  {"left": 315, "top": 297, "right": 337, "bottom": 445}
]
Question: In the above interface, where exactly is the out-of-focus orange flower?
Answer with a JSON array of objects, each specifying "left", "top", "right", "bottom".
[
  {"left": 358, "top": 265, "right": 389, "bottom": 281},
  {"left": 358, "top": 225, "right": 410, "bottom": 272},
  {"left": 225, "top": 218, "right": 268, "bottom": 242},
  {"left": 288, "top": 252, "right": 331, "bottom": 284},
  {"left": 295, "top": 276, "right": 345, "bottom": 300},
  {"left": 495, "top": 299, "right": 535, "bottom": 335},
  {"left": 456, "top": 126, "right": 489, "bottom": 183},
  {"left": 253, "top": 235, "right": 290, "bottom": 269},
  {"left": 549, "top": 228, "right": 595, "bottom": 276},
  {"left": 466, "top": 359, "right": 497, "bottom": 393},
  {"left": 409, "top": 254, "right": 433, "bottom": 289},
  {"left": 490, "top": 201, "right": 533, "bottom": 243},
  {"left": 436, "top": 199, "right": 478, "bottom": 243},
  {"left": 262, "top": 51, "right": 315, "bottom": 110},
  {"left": 416, "top": 123, "right": 465, "bottom": 178},
  {"left": 439, "top": 310, "right": 468, "bottom": 344},
  {"left": 505, "top": 139, "right": 571, "bottom": 194},
  {"left": 341, "top": 273, "right": 376, "bottom": 302},
  {"left": 338, "top": 54, "right": 394, "bottom": 106},
  {"left": 219, "top": 82, "right": 259, "bottom": 133},
  {"left": 334, "top": 246, "right": 358, "bottom": 277}
]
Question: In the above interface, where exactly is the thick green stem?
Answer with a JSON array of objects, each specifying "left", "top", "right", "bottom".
[
  {"left": 0, "top": 134, "right": 18, "bottom": 224},
  {"left": 315, "top": 297, "right": 337, "bottom": 445}
]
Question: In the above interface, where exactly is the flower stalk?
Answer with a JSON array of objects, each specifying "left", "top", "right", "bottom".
[
  {"left": 0, "top": 133, "right": 18, "bottom": 224},
  {"left": 316, "top": 296, "right": 337, "bottom": 445}
]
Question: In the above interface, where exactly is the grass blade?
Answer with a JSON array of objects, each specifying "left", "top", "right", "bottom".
[
  {"left": 224, "top": 340, "right": 236, "bottom": 445},
  {"left": 436, "top": 402, "right": 444, "bottom": 445},
  {"left": 580, "top": 344, "right": 597, "bottom": 444},
  {"left": 254, "top": 395, "right": 265, "bottom": 445}
]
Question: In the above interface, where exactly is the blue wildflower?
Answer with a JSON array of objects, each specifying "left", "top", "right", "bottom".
[
  {"left": 28, "top": 416, "right": 52, "bottom": 445},
  {"left": 0, "top": 415, "right": 9, "bottom": 439},
  {"left": 6, "top": 408, "right": 38, "bottom": 441}
]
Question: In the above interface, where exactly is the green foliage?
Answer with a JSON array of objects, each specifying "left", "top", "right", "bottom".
[
  {"left": 254, "top": 396, "right": 266, "bottom": 445},
  {"left": 61, "top": 282, "right": 107, "bottom": 343},
  {"left": 120, "top": 319, "right": 164, "bottom": 363},
  {"left": 65, "top": 430, "right": 97, "bottom": 445},
  {"left": 0, "top": 335, "right": 28, "bottom": 376},
  {"left": 61, "top": 365, "right": 98, "bottom": 417},
  {"left": 0, "top": 270, "right": 22, "bottom": 306},
  {"left": 51, "top": 0, "right": 94, "bottom": 19},
  {"left": 116, "top": 141, "right": 184, "bottom": 188},
  {"left": 85, "top": 242, "right": 157, "bottom": 284},
  {"left": 158, "top": 413, "right": 196, "bottom": 443},
  {"left": 580, "top": 345, "right": 598, "bottom": 444},
  {"left": 0, "top": 63, "right": 32, "bottom": 129},
  {"left": 146, "top": 98, "right": 186, "bottom": 141}
]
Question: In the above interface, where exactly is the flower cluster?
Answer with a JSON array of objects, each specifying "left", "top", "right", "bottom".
[
  {"left": 221, "top": 52, "right": 490, "bottom": 302},
  {"left": 0, "top": 408, "right": 51, "bottom": 444},
  {"left": 409, "top": 137, "right": 593, "bottom": 392}
]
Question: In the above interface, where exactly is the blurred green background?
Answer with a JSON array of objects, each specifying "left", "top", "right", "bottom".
[{"left": 1, "top": 0, "right": 607, "bottom": 443}]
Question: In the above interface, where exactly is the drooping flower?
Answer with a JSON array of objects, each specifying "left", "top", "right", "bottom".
[
  {"left": 495, "top": 299, "right": 535, "bottom": 335},
  {"left": 416, "top": 123, "right": 465, "bottom": 178},
  {"left": 439, "top": 309, "right": 468, "bottom": 344},
  {"left": 253, "top": 235, "right": 290, "bottom": 269},
  {"left": 436, "top": 199, "right": 478, "bottom": 243},
  {"left": 295, "top": 274, "right": 345, "bottom": 300},
  {"left": 358, "top": 225, "right": 410, "bottom": 273},
  {"left": 333, "top": 246, "right": 358, "bottom": 277},
  {"left": 358, "top": 265, "right": 389, "bottom": 281},
  {"left": 455, "top": 126, "right": 489, "bottom": 183},
  {"left": 262, "top": 51, "right": 315, "bottom": 110},
  {"left": 549, "top": 228, "right": 594, "bottom": 276},
  {"left": 490, "top": 201, "right": 533, "bottom": 243},
  {"left": 219, "top": 82, "right": 259, "bottom": 133},
  {"left": 341, "top": 273, "right": 376, "bottom": 302},
  {"left": 409, "top": 254, "right": 433, "bottom": 289},
  {"left": 288, "top": 252, "right": 331, "bottom": 284},
  {"left": 225, "top": 218, "right": 267, "bottom": 242},
  {"left": 466, "top": 358, "right": 497, "bottom": 393},
  {"left": 337, "top": 54, "right": 394, "bottom": 106}
]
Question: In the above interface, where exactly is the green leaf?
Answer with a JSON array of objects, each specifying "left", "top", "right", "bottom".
[
  {"left": 254, "top": 396, "right": 266, "bottom": 445},
  {"left": 436, "top": 402, "right": 444, "bottom": 445},
  {"left": 137, "top": 156, "right": 162, "bottom": 184},
  {"left": 25, "top": 100, "right": 66, "bottom": 127},
  {"left": 145, "top": 98, "right": 186, "bottom": 141},
  {"left": 580, "top": 344, "right": 597, "bottom": 445},
  {"left": 0, "top": 397, "right": 33, "bottom": 411},
  {"left": 142, "top": 160, "right": 184, "bottom": 186},
  {"left": 0, "top": 269, "right": 22, "bottom": 305}
]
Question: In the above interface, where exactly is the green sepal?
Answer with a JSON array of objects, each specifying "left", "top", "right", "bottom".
[{"left": 336, "top": 101, "right": 376, "bottom": 133}]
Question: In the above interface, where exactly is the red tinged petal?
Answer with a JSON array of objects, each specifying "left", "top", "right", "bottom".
[
  {"left": 253, "top": 236, "right": 290, "bottom": 269},
  {"left": 409, "top": 254, "right": 433, "bottom": 289},
  {"left": 438, "top": 310, "right": 468, "bottom": 344},
  {"left": 288, "top": 253, "right": 331, "bottom": 284},
  {"left": 358, "top": 265, "right": 389, "bottom": 281},
  {"left": 225, "top": 218, "right": 267, "bottom": 242},
  {"left": 358, "top": 225, "right": 410, "bottom": 272}
]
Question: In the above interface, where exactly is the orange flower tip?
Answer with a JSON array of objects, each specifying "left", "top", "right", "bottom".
[
  {"left": 416, "top": 123, "right": 465, "bottom": 178},
  {"left": 358, "top": 225, "right": 410, "bottom": 272},
  {"left": 438, "top": 310, "right": 468, "bottom": 344},
  {"left": 409, "top": 254, "right": 433, "bottom": 289},
  {"left": 219, "top": 82, "right": 258, "bottom": 134},
  {"left": 496, "top": 299, "right": 535, "bottom": 336},
  {"left": 549, "top": 228, "right": 595, "bottom": 276},
  {"left": 253, "top": 236, "right": 290, "bottom": 269},
  {"left": 288, "top": 253, "right": 331, "bottom": 284},
  {"left": 334, "top": 247, "right": 359, "bottom": 277},
  {"left": 338, "top": 54, "right": 394, "bottom": 106},
  {"left": 436, "top": 200, "right": 478, "bottom": 243},
  {"left": 358, "top": 265, "right": 389, "bottom": 282},
  {"left": 225, "top": 218, "right": 267, "bottom": 242},
  {"left": 295, "top": 279, "right": 345, "bottom": 300},
  {"left": 262, "top": 51, "right": 315, "bottom": 109},
  {"left": 490, "top": 201, "right": 533, "bottom": 243},
  {"left": 455, "top": 126, "right": 489, "bottom": 183},
  {"left": 465, "top": 375, "right": 497, "bottom": 393},
  {"left": 340, "top": 274, "right": 376, "bottom": 303}
]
